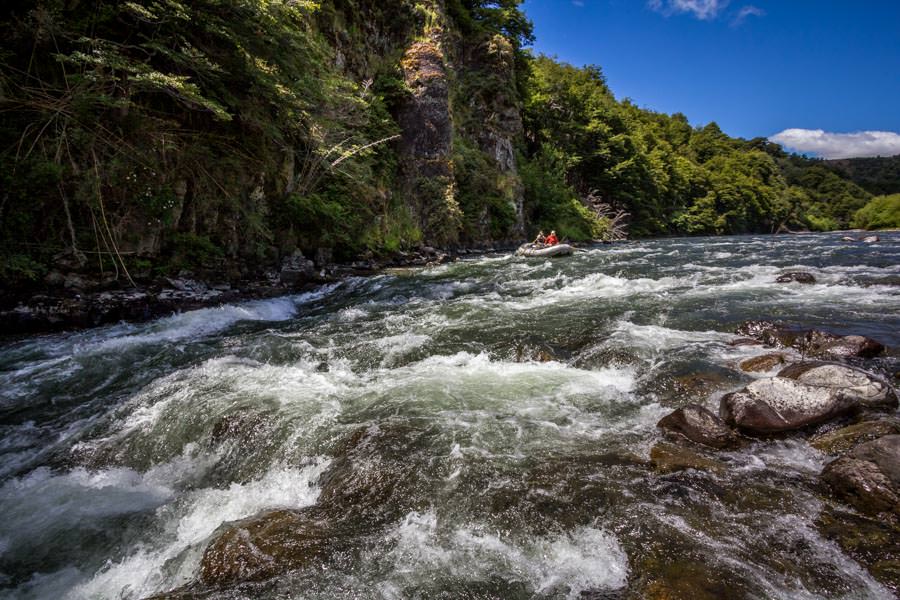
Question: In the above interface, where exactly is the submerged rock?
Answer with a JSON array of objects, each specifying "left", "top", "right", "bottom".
[
  {"left": 720, "top": 377, "right": 859, "bottom": 434},
  {"left": 778, "top": 363, "right": 897, "bottom": 409},
  {"left": 821, "top": 435, "right": 900, "bottom": 516},
  {"left": 810, "top": 419, "right": 900, "bottom": 454},
  {"left": 739, "top": 353, "right": 787, "bottom": 373},
  {"left": 861, "top": 235, "right": 880, "bottom": 243},
  {"left": 198, "top": 423, "right": 430, "bottom": 588},
  {"left": 817, "top": 507, "right": 900, "bottom": 595},
  {"left": 649, "top": 442, "right": 726, "bottom": 474},
  {"left": 775, "top": 271, "right": 816, "bottom": 284},
  {"left": 657, "top": 404, "right": 744, "bottom": 449}
]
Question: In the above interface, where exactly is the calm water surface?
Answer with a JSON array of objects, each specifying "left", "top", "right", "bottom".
[{"left": 0, "top": 233, "right": 898, "bottom": 599}]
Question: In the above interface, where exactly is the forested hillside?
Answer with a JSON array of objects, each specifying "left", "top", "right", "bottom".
[
  {"left": 823, "top": 155, "right": 900, "bottom": 196},
  {"left": 0, "top": 0, "right": 882, "bottom": 286}
]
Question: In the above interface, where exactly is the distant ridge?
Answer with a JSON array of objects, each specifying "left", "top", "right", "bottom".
[{"left": 822, "top": 155, "right": 900, "bottom": 196}]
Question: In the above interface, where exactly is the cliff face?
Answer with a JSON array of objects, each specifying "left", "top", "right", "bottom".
[{"left": 0, "top": 0, "right": 530, "bottom": 288}]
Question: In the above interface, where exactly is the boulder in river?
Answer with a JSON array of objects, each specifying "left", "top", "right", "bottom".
[
  {"left": 200, "top": 507, "right": 342, "bottom": 586},
  {"left": 810, "top": 419, "right": 900, "bottom": 454},
  {"left": 734, "top": 320, "right": 802, "bottom": 349},
  {"left": 778, "top": 362, "right": 897, "bottom": 410},
  {"left": 720, "top": 377, "right": 859, "bottom": 434},
  {"left": 734, "top": 321, "right": 885, "bottom": 359},
  {"left": 861, "top": 235, "right": 879, "bottom": 243},
  {"left": 739, "top": 353, "right": 787, "bottom": 373},
  {"left": 657, "top": 404, "right": 744, "bottom": 449},
  {"left": 821, "top": 435, "right": 900, "bottom": 516},
  {"left": 798, "top": 331, "right": 885, "bottom": 360},
  {"left": 775, "top": 271, "right": 816, "bottom": 284}
]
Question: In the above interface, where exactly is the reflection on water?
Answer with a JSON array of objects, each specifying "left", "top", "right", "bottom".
[{"left": 1, "top": 233, "right": 898, "bottom": 599}]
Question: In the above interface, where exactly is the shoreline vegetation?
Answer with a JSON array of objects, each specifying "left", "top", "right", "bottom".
[{"left": 1, "top": 1, "right": 899, "bottom": 297}]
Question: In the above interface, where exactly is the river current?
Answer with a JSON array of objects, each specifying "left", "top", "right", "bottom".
[{"left": 1, "top": 233, "right": 898, "bottom": 599}]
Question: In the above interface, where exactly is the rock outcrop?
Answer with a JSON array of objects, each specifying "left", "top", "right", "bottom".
[{"left": 398, "top": 26, "right": 460, "bottom": 245}]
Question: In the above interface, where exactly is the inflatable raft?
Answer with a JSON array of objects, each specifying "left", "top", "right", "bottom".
[{"left": 515, "top": 243, "right": 573, "bottom": 258}]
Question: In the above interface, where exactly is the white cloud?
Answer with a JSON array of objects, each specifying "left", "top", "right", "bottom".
[
  {"left": 732, "top": 5, "right": 765, "bottom": 25},
  {"left": 769, "top": 129, "right": 900, "bottom": 159},
  {"left": 648, "top": 0, "right": 729, "bottom": 20}
]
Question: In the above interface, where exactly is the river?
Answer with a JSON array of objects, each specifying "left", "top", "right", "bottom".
[{"left": 1, "top": 233, "right": 898, "bottom": 599}]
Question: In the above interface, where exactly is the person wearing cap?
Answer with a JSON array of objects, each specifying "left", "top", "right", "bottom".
[
  {"left": 533, "top": 230, "right": 546, "bottom": 245},
  {"left": 545, "top": 230, "right": 559, "bottom": 246}
]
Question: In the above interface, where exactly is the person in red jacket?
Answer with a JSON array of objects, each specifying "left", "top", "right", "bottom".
[{"left": 545, "top": 230, "right": 559, "bottom": 245}]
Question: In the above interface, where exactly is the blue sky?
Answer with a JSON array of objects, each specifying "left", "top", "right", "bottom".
[{"left": 521, "top": 0, "right": 900, "bottom": 158}]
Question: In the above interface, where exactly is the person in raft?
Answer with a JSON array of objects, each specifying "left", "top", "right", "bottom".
[
  {"left": 533, "top": 230, "right": 546, "bottom": 245},
  {"left": 545, "top": 230, "right": 559, "bottom": 246}
]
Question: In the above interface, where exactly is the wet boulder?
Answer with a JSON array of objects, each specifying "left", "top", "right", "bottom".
[
  {"left": 720, "top": 377, "right": 859, "bottom": 434},
  {"left": 775, "top": 271, "right": 816, "bottom": 284},
  {"left": 821, "top": 435, "right": 900, "bottom": 516},
  {"left": 861, "top": 235, "right": 880, "bottom": 243},
  {"left": 734, "top": 321, "right": 802, "bottom": 349},
  {"left": 798, "top": 331, "right": 885, "bottom": 360},
  {"left": 738, "top": 353, "right": 787, "bottom": 373},
  {"left": 810, "top": 419, "right": 900, "bottom": 454},
  {"left": 734, "top": 321, "right": 885, "bottom": 359},
  {"left": 199, "top": 507, "right": 344, "bottom": 586},
  {"left": 657, "top": 404, "right": 744, "bottom": 449},
  {"left": 822, "top": 459, "right": 898, "bottom": 516},
  {"left": 778, "top": 363, "right": 897, "bottom": 409}
]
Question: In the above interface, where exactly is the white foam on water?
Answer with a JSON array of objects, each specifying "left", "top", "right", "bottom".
[
  {"left": 730, "top": 439, "right": 826, "bottom": 475},
  {"left": 480, "top": 271, "right": 693, "bottom": 312},
  {"left": 373, "top": 333, "right": 432, "bottom": 365},
  {"left": 59, "top": 458, "right": 330, "bottom": 600},
  {"left": 384, "top": 511, "right": 628, "bottom": 598},
  {"left": 601, "top": 321, "right": 733, "bottom": 358},
  {"left": 55, "top": 282, "right": 346, "bottom": 359}
]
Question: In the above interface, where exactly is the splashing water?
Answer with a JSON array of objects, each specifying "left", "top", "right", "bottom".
[{"left": 1, "top": 233, "right": 898, "bottom": 599}]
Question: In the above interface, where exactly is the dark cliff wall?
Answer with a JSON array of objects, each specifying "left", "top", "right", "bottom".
[{"left": 0, "top": 0, "right": 533, "bottom": 287}]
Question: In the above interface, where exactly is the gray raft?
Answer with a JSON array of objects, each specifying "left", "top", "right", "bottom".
[{"left": 515, "top": 243, "right": 574, "bottom": 258}]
